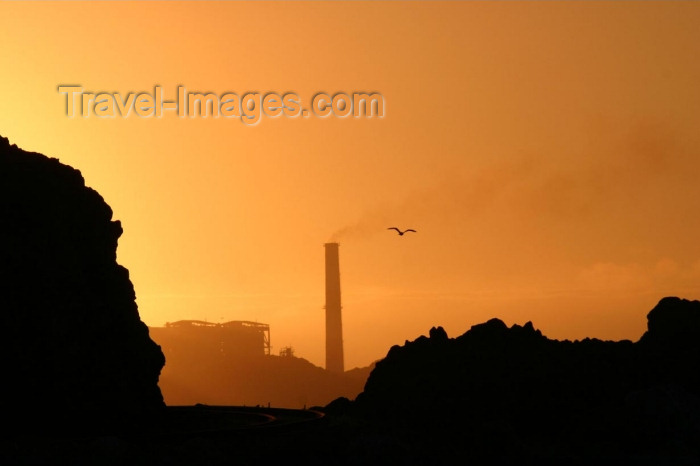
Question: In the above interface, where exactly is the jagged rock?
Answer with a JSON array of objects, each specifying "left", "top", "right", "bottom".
[
  {"left": 637, "top": 296, "right": 700, "bottom": 399},
  {"left": 351, "top": 297, "right": 700, "bottom": 459},
  {"left": 429, "top": 326, "right": 448, "bottom": 341},
  {"left": 641, "top": 296, "right": 700, "bottom": 345},
  {"left": 0, "top": 135, "right": 165, "bottom": 434}
]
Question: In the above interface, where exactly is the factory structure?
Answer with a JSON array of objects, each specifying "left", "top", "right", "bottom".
[
  {"left": 149, "top": 320, "right": 271, "bottom": 362},
  {"left": 149, "top": 243, "right": 346, "bottom": 373}
]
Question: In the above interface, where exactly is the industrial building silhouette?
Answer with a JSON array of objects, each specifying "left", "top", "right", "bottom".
[
  {"left": 150, "top": 320, "right": 271, "bottom": 363},
  {"left": 150, "top": 244, "right": 346, "bottom": 374}
]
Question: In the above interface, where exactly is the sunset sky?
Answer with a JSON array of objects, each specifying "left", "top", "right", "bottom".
[{"left": 2, "top": 1, "right": 700, "bottom": 370}]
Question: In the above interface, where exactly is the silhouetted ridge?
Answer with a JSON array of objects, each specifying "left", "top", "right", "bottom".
[
  {"left": 0, "top": 135, "right": 165, "bottom": 435},
  {"left": 347, "top": 298, "right": 700, "bottom": 461}
]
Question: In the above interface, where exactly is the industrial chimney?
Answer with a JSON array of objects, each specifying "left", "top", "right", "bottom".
[{"left": 324, "top": 243, "right": 344, "bottom": 373}]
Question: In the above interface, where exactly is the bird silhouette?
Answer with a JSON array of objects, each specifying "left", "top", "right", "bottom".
[{"left": 388, "top": 227, "right": 417, "bottom": 236}]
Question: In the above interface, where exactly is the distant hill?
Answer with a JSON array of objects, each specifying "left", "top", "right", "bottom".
[{"left": 152, "top": 332, "right": 373, "bottom": 408}]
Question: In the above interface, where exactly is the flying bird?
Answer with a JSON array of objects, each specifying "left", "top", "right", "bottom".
[{"left": 388, "top": 227, "right": 417, "bottom": 236}]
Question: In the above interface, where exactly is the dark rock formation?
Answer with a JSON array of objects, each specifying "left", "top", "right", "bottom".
[
  {"left": 347, "top": 298, "right": 700, "bottom": 463},
  {"left": 0, "top": 135, "right": 165, "bottom": 434}
]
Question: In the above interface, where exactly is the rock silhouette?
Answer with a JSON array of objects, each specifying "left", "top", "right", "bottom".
[
  {"left": 342, "top": 297, "right": 700, "bottom": 463},
  {"left": 0, "top": 135, "right": 165, "bottom": 435}
]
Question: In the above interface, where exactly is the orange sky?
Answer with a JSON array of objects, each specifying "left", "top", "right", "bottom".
[{"left": 2, "top": 1, "right": 700, "bottom": 370}]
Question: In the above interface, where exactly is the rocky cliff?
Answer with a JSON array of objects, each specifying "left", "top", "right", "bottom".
[{"left": 0, "top": 135, "right": 165, "bottom": 434}]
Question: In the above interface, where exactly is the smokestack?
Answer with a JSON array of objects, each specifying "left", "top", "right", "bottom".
[{"left": 324, "top": 243, "right": 344, "bottom": 373}]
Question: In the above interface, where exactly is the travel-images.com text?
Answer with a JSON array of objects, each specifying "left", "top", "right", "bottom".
[{"left": 58, "top": 85, "right": 385, "bottom": 125}]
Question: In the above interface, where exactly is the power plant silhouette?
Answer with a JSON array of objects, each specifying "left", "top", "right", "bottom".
[
  {"left": 324, "top": 243, "right": 345, "bottom": 373},
  {"left": 151, "top": 244, "right": 347, "bottom": 375}
]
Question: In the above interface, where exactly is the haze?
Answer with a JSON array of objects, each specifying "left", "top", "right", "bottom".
[{"left": 1, "top": 1, "right": 699, "bottom": 370}]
